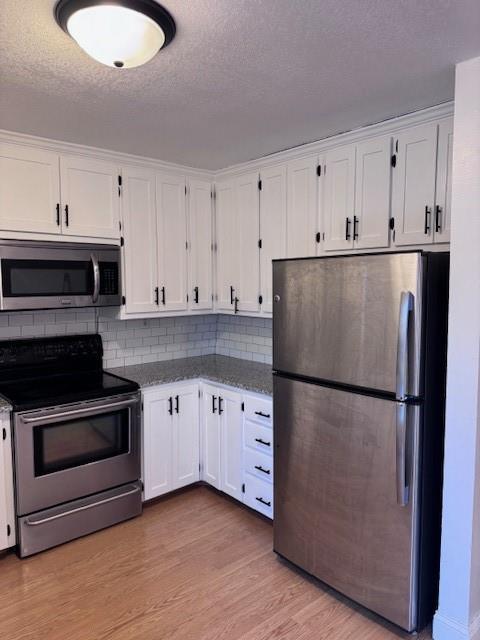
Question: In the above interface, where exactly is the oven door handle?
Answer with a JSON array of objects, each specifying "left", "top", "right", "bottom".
[
  {"left": 91, "top": 253, "right": 100, "bottom": 303},
  {"left": 20, "top": 397, "right": 139, "bottom": 425},
  {"left": 24, "top": 484, "right": 141, "bottom": 526}
]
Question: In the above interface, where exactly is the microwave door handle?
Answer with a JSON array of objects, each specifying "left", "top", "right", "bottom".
[
  {"left": 396, "top": 291, "right": 414, "bottom": 401},
  {"left": 91, "top": 253, "right": 100, "bottom": 303}
]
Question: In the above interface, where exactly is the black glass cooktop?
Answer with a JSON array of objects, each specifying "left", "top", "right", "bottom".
[{"left": 0, "top": 371, "right": 139, "bottom": 411}]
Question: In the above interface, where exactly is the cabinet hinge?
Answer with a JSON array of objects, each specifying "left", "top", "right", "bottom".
[
  {"left": 185, "top": 185, "right": 187, "bottom": 195},
  {"left": 7, "top": 524, "right": 11, "bottom": 537},
  {"left": 241, "top": 483, "right": 245, "bottom": 494},
  {"left": 199, "top": 463, "right": 201, "bottom": 472},
  {"left": 186, "top": 293, "right": 189, "bottom": 302},
  {"left": 185, "top": 241, "right": 188, "bottom": 250},
  {"left": 316, "top": 164, "right": 322, "bottom": 177},
  {"left": 118, "top": 175, "right": 122, "bottom": 197},
  {"left": 315, "top": 232, "right": 321, "bottom": 243},
  {"left": 395, "top": 139, "right": 399, "bottom": 153},
  {"left": 120, "top": 236, "right": 124, "bottom": 247},
  {"left": 389, "top": 217, "right": 395, "bottom": 230},
  {"left": 119, "top": 220, "right": 122, "bottom": 231},
  {"left": 241, "top": 401, "right": 245, "bottom": 411},
  {"left": 122, "top": 295, "right": 126, "bottom": 305},
  {"left": 258, "top": 295, "right": 263, "bottom": 305},
  {"left": 198, "top": 389, "right": 201, "bottom": 398},
  {"left": 391, "top": 154, "right": 397, "bottom": 168},
  {"left": 324, "top": 165, "right": 326, "bottom": 175},
  {"left": 141, "top": 401, "right": 144, "bottom": 411},
  {"left": 258, "top": 239, "right": 262, "bottom": 249},
  {"left": 2, "top": 428, "right": 6, "bottom": 441},
  {"left": 258, "top": 179, "right": 262, "bottom": 191},
  {"left": 322, "top": 232, "right": 325, "bottom": 241}
]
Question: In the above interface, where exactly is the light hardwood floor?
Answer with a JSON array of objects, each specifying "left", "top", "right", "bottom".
[{"left": 0, "top": 486, "right": 432, "bottom": 639}]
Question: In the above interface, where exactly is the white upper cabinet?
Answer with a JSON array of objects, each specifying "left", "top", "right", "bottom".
[
  {"left": 236, "top": 171, "right": 260, "bottom": 313},
  {"left": 201, "top": 384, "right": 222, "bottom": 489},
  {"left": 260, "top": 164, "right": 287, "bottom": 313},
  {"left": 215, "top": 179, "right": 238, "bottom": 312},
  {"left": 323, "top": 144, "right": 356, "bottom": 251},
  {"left": 434, "top": 118, "right": 453, "bottom": 243},
  {"left": 287, "top": 155, "right": 321, "bottom": 258},
  {"left": 392, "top": 123, "right": 438, "bottom": 246},
  {"left": 187, "top": 179, "right": 213, "bottom": 311},
  {"left": 156, "top": 172, "right": 188, "bottom": 312},
  {"left": 0, "top": 143, "right": 61, "bottom": 234},
  {"left": 354, "top": 135, "right": 392, "bottom": 250},
  {"left": 172, "top": 384, "right": 200, "bottom": 490},
  {"left": 60, "top": 156, "right": 120, "bottom": 239},
  {"left": 122, "top": 167, "right": 159, "bottom": 314}
]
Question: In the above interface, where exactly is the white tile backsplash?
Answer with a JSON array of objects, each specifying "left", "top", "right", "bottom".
[{"left": 1, "top": 310, "right": 272, "bottom": 367}]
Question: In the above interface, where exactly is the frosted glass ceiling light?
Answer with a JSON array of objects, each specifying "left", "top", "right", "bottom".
[{"left": 55, "top": 0, "right": 176, "bottom": 68}]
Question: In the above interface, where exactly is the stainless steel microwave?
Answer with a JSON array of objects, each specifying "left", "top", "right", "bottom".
[{"left": 0, "top": 240, "right": 121, "bottom": 311}]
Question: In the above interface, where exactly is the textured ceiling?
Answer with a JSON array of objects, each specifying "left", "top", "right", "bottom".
[{"left": 1, "top": 0, "right": 480, "bottom": 170}]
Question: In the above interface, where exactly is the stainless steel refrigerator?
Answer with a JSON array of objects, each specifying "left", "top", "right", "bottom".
[{"left": 272, "top": 251, "right": 449, "bottom": 632}]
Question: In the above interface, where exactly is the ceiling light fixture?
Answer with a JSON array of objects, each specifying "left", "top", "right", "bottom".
[{"left": 55, "top": 0, "right": 176, "bottom": 69}]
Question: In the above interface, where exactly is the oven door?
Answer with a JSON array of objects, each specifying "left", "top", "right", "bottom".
[
  {"left": 0, "top": 241, "right": 120, "bottom": 310},
  {"left": 14, "top": 393, "right": 141, "bottom": 516}
]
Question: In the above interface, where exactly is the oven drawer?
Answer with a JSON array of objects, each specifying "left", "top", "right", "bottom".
[
  {"left": 244, "top": 395, "right": 273, "bottom": 425},
  {"left": 244, "top": 420, "right": 273, "bottom": 455},
  {"left": 244, "top": 474, "right": 273, "bottom": 519},
  {"left": 244, "top": 448, "right": 273, "bottom": 483},
  {"left": 17, "top": 481, "right": 142, "bottom": 557}
]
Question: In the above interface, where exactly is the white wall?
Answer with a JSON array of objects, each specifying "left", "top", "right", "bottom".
[{"left": 434, "top": 56, "right": 480, "bottom": 640}]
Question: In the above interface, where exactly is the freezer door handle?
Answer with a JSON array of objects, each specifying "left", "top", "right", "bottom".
[
  {"left": 396, "top": 291, "right": 414, "bottom": 401},
  {"left": 395, "top": 402, "right": 409, "bottom": 507}
]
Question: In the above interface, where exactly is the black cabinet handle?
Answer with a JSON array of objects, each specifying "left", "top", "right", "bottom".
[
  {"left": 161, "top": 286, "right": 166, "bottom": 305},
  {"left": 353, "top": 215, "right": 359, "bottom": 240},
  {"left": 212, "top": 395, "right": 217, "bottom": 413},
  {"left": 56, "top": 203, "right": 61, "bottom": 226},
  {"left": 424, "top": 206, "right": 432, "bottom": 235},
  {"left": 435, "top": 205, "right": 442, "bottom": 233},
  {"left": 64, "top": 204, "right": 69, "bottom": 227},
  {"left": 155, "top": 287, "right": 159, "bottom": 305},
  {"left": 256, "top": 497, "right": 271, "bottom": 507},
  {"left": 254, "top": 410, "right": 270, "bottom": 419},
  {"left": 218, "top": 397, "right": 224, "bottom": 415},
  {"left": 230, "top": 285, "right": 234, "bottom": 305},
  {"left": 345, "top": 217, "right": 351, "bottom": 241},
  {"left": 255, "top": 437, "right": 271, "bottom": 447},
  {"left": 194, "top": 286, "right": 199, "bottom": 304},
  {"left": 175, "top": 395, "right": 179, "bottom": 414},
  {"left": 254, "top": 464, "right": 271, "bottom": 475},
  {"left": 168, "top": 396, "right": 173, "bottom": 415},
  {"left": 234, "top": 297, "right": 239, "bottom": 314}
]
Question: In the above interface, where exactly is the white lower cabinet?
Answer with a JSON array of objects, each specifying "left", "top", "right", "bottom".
[
  {"left": 0, "top": 411, "right": 15, "bottom": 550},
  {"left": 142, "top": 383, "right": 200, "bottom": 500},
  {"left": 143, "top": 380, "right": 273, "bottom": 519}
]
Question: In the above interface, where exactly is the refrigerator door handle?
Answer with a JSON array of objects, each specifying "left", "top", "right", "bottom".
[
  {"left": 395, "top": 402, "right": 409, "bottom": 507},
  {"left": 396, "top": 291, "right": 414, "bottom": 401}
]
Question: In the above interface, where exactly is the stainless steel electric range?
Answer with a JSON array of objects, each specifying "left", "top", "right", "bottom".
[{"left": 0, "top": 334, "right": 142, "bottom": 557}]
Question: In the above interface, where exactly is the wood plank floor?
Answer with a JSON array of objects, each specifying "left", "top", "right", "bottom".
[{"left": 0, "top": 486, "right": 432, "bottom": 639}]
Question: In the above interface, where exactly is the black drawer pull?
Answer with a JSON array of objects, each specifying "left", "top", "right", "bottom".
[
  {"left": 218, "top": 396, "right": 224, "bottom": 415},
  {"left": 155, "top": 286, "right": 159, "bottom": 305},
  {"left": 194, "top": 286, "right": 199, "bottom": 304},
  {"left": 345, "top": 217, "right": 351, "bottom": 241},
  {"left": 255, "top": 437, "right": 271, "bottom": 447},
  {"left": 256, "top": 497, "right": 271, "bottom": 507},
  {"left": 56, "top": 203, "right": 61, "bottom": 226},
  {"left": 168, "top": 396, "right": 173, "bottom": 415},
  {"left": 254, "top": 464, "right": 271, "bottom": 475},
  {"left": 175, "top": 395, "right": 179, "bottom": 414},
  {"left": 161, "top": 286, "right": 166, "bottom": 305},
  {"left": 230, "top": 285, "right": 234, "bottom": 305},
  {"left": 212, "top": 395, "right": 217, "bottom": 413},
  {"left": 435, "top": 205, "right": 442, "bottom": 233},
  {"left": 65, "top": 204, "right": 69, "bottom": 227},
  {"left": 424, "top": 205, "right": 432, "bottom": 234},
  {"left": 255, "top": 411, "right": 271, "bottom": 419}
]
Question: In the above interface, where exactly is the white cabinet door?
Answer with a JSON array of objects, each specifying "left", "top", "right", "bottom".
[
  {"left": 201, "top": 384, "right": 221, "bottom": 489},
  {"left": 188, "top": 179, "right": 213, "bottom": 310},
  {"left": 392, "top": 123, "right": 438, "bottom": 246},
  {"left": 0, "top": 143, "right": 61, "bottom": 234},
  {"left": 236, "top": 171, "right": 260, "bottom": 313},
  {"left": 287, "top": 155, "right": 320, "bottom": 258},
  {"left": 219, "top": 387, "right": 243, "bottom": 501},
  {"left": 172, "top": 384, "right": 200, "bottom": 490},
  {"left": 260, "top": 164, "right": 287, "bottom": 313},
  {"left": 354, "top": 136, "right": 391, "bottom": 250},
  {"left": 122, "top": 166, "right": 159, "bottom": 314},
  {"left": 434, "top": 118, "right": 453, "bottom": 244},
  {"left": 0, "top": 413, "right": 15, "bottom": 550},
  {"left": 215, "top": 179, "right": 237, "bottom": 311},
  {"left": 156, "top": 172, "right": 188, "bottom": 311},
  {"left": 60, "top": 156, "right": 120, "bottom": 239},
  {"left": 323, "top": 144, "right": 356, "bottom": 251},
  {"left": 143, "top": 389, "right": 173, "bottom": 500}
]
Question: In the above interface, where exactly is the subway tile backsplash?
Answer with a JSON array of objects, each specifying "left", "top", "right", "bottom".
[{"left": 2, "top": 310, "right": 272, "bottom": 368}]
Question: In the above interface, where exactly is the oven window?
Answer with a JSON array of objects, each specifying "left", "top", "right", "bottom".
[
  {"left": 33, "top": 410, "right": 130, "bottom": 476},
  {"left": 2, "top": 259, "right": 93, "bottom": 297}
]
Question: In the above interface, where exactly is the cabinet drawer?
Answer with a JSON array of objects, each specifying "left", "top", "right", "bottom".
[
  {"left": 244, "top": 474, "right": 273, "bottom": 519},
  {"left": 244, "top": 448, "right": 273, "bottom": 483},
  {"left": 244, "top": 395, "right": 273, "bottom": 425},
  {"left": 244, "top": 420, "right": 273, "bottom": 455}
]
